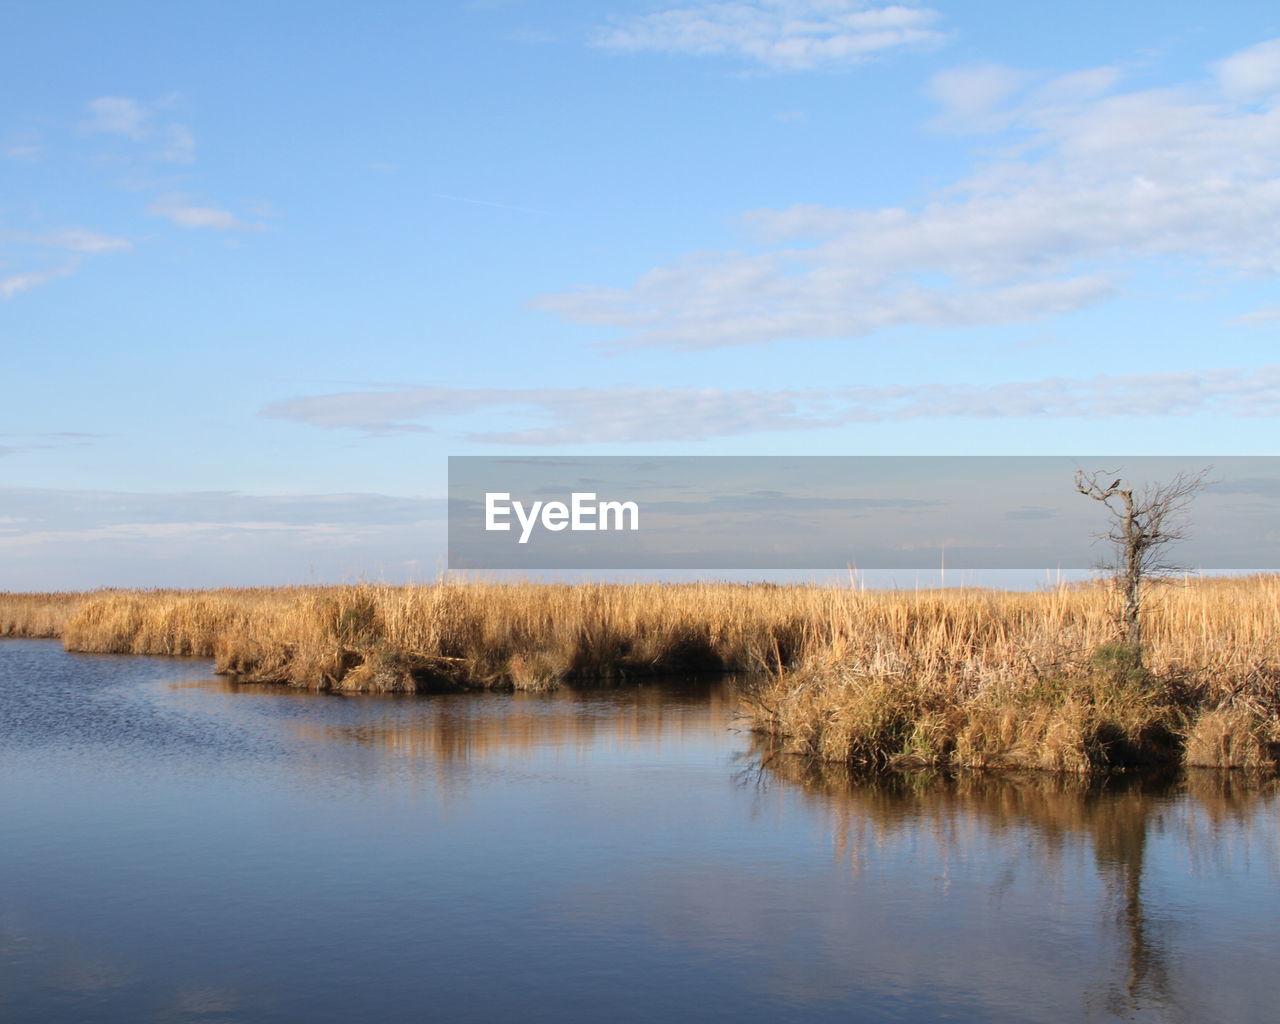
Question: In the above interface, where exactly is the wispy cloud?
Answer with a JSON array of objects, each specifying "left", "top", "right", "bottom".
[
  {"left": 591, "top": 0, "right": 946, "bottom": 72},
  {"left": 157, "top": 123, "right": 196, "bottom": 163},
  {"left": 83, "top": 95, "right": 195, "bottom": 162},
  {"left": 84, "top": 96, "right": 150, "bottom": 139},
  {"left": 4, "top": 143, "right": 45, "bottom": 162},
  {"left": 0, "top": 227, "right": 129, "bottom": 300},
  {"left": 1215, "top": 37, "right": 1280, "bottom": 101},
  {"left": 31, "top": 228, "right": 131, "bottom": 253},
  {"left": 0, "top": 97, "right": 220, "bottom": 302},
  {"left": 924, "top": 63, "right": 1032, "bottom": 132},
  {"left": 263, "top": 365, "right": 1280, "bottom": 444},
  {"left": 1229, "top": 308, "right": 1280, "bottom": 327},
  {"left": 146, "top": 194, "right": 257, "bottom": 230},
  {"left": 0, "top": 488, "right": 445, "bottom": 533},
  {"left": 925, "top": 63, "right": 1120, "bottom": 134},
  {"left": 0, "top": 489, "right": 448, "bottom": 588},
  {"left": 0, "top": 261, "right": 79, "bottom": 300},
  {"left": 265, "top": 385, "right": 820, "bottom": 442},
  {"left": 0, "top": 431, "right": 99, "bottom": 455},
  {"left": 538, "top": 39, "right": 1280, "bottom": 349}
]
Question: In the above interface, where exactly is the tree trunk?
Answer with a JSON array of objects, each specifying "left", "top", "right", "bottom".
[
  {"left": 1123, "top": 572, "right": 1142, "bottom": 651},
  {"left": 1122, "top": 494, "right": 1143, "bottom": 656}
]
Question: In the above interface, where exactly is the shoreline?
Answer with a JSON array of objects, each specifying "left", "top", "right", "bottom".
[{"left": 2, "top": 578, "right": 1278, "bottom": 774}]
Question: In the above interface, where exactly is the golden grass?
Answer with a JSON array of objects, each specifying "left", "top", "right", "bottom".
[
  {"left": 3, "top": 581, "right": 811, "bottom": 688},
  {"left": 742, "top": 575, "right": 1280, "bottom": 773},
  {"left": 2, "top": 575, "right": 1277, "bottom": 772},
  {"left": 0, "top": 590, "right": 87, "bottom": 638}
]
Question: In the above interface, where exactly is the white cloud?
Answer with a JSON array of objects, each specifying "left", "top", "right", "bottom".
[
  {"left": 538, "top": 39, "right": 1280, "bottom": 349},
  {"left": 146, "top": 194, "right": 254, "bottom": 230},
  {"left": 1215, "top": 38, "right": 1280, "bottom": 101},
  {"left": 1229, "top": 308, "right": 1280, "bottom": 327},
  {"left": 4, "top": 143, "right": 44, "bottom": 162},
  {"left": 0, "top": 262, "right": 78, "bottom": 300},
  {"left": 34, "top": 228, "right": 131, "bottom": 253},
  {"left": 591, "top": 1, "right": 946, "bottom": 72},
  {"left": 83, "top": 95, "right": 195, "bottom": 162},
  {"left": 1030, "top": 65, "right": 1121, "bottom": 105},
  {"left": 838, "top": 365, "right": 1280, "bottom": 420},
  {"left": 925, "top": 63, "right": 1029, "bottom": 132},
  {"left": 0, "top": 227, "right": 126, "bottom": 299},
  {"left": 264, "top": 385, "right": 824, "bottom": 443},
  {"left": 0, "top": 488, "right": 446, "bottom": 532},
  {"left": 85, "top": 96, "right": 150, "bottom": 139},
  {"left": 159, "top": 123, "right": 196, "bottom": 163},
  {"left": 0, "top": 432, "right": 99, "bottom": 458},
  {"left": 263, "top": 365, "right": 1280, "bottom": 444},
  {"left": 0, "top": 489, "right": 449, "bottom": 588}
]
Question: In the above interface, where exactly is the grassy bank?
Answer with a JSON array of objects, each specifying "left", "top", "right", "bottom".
[
  {"left": 2, "top": 577, "right": 1277, "bottom": 772},
  {"left": 741, "top": 575, "right": 1280, "bottom": 774},
  {"left": 0, "top": 582, "right": 813, "bottom": 688}
]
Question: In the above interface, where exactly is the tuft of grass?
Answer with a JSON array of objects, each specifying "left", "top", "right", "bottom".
[
  {"left": 1090, "top": 641, "right": 1149, "bottom": 684},
  {"left": 1184, "top": 701, "right": 1280, "bottom": 770}
]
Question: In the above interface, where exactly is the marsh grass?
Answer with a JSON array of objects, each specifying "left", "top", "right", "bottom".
[
  {"left": 0, "top": 590, "right": 86, "bottom": 638},
  {"left": 9, "top": 582, "right": 804, "bottom": 689},
  {"left": 741, "top": 576, "right": 1280, "bottom": 773},
  {"left": 2, "top": 575, "right": 1277, "bottom": 771}
]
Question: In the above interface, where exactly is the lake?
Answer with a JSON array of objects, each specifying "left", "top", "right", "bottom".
[{"left": 2, "top": 638, "right": 1277, "bottom": 1023}]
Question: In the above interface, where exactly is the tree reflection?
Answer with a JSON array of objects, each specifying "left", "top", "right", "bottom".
[{"left": 750, "top": 740, "right": 1278, "bottom": 1019}]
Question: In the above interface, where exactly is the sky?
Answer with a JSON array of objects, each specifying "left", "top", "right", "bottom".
[{"left": 2, "top": 0, "right": 1279, "bottom": 588}]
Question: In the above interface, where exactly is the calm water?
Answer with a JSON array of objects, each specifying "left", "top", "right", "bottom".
[{"left": 2, "top": 639, "right": 1278, "bottom": 1023}]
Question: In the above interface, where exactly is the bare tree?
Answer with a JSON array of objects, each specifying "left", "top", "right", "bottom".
[{"left": 1075, "top": 467, "right": 1211, "bottom": 655}]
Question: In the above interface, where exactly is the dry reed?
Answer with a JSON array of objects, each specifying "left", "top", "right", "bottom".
[
  {"left": 2, "top": 575, "right": 1277, "bottom": 772},
  {"left": 0, "top": 590, "right": 87, "bottom": 638}
]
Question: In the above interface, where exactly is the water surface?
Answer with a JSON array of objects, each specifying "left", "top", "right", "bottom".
[{"left": 1, "top": 639, "right": 1277, "bottom": 1022}]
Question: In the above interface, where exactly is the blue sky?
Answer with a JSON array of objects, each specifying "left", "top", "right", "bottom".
[{"left": 3, "top": 1, "right": 1279, "bottom": 587}]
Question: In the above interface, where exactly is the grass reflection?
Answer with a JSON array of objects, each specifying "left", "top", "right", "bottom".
[{"left": 752, "top": 746, "right": 1279, "bottom": 1018}]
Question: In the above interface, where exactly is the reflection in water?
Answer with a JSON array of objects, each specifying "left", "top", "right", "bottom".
[
  {"left": 271, "top": 678, "right": 744, "bottom": 763},
  {"left": 190, "top": 670, "right": 1280, "bottom": 1020},
  {"left": 4, "top": 641, "right": 1280, "bottom": 1023},
  {"left": 754, "top": 745, "right": 1280, "bottom": 1020}
]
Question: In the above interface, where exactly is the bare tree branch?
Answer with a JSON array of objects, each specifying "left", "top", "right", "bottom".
[{"left": 1074, "top": 466, "right": 1211, "bottom": 656}]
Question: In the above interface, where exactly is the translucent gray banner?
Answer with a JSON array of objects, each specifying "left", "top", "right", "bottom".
[{"left": 447, "top": 456, "right": 1280, "bottom": 571}]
